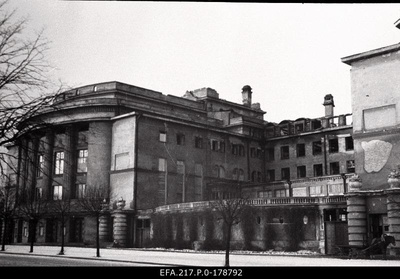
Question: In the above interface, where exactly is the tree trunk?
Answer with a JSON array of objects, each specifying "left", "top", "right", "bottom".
[
  {"left": 29, "top": 219, "right": 37, "bottom": 253},
  {"left": 1, "top": 216, "right": 7, "bottom": 251},
  {"left": 225, "top": 223, "right": 232, "bottom": 267},
  {"left": 59, "top": 216, "right": 65, "bottom": 255},
  {"left": 96, "top": 214, "right": 100, "bottom": 257}
]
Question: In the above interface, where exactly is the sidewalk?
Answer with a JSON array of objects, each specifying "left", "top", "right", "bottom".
[
  {"left": 0, "top": 244, "right": 175, "bottom": 266},
  {"left": 1, "top": 244, "right": 400, "bottom": 266}
]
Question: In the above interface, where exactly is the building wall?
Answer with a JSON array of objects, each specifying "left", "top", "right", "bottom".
[{"left": 345, "top": 46, "right": 400, "bottom": 190}]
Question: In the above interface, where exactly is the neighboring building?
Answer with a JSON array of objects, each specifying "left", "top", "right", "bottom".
[
  {"left": 342, "top": 41, "right": 400, "bottom": 256},
  {"left": 0, "top": 81, "right": 354, "bottom": 253}
]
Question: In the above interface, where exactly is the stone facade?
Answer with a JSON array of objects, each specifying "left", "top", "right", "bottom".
[{"left": 1, "top": 81, "right": 355, "bottom": 253}]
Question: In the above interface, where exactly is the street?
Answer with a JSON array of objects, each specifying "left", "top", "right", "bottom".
[
  {"left": 1, "top": 245, "right": 400, "bottom": 267},
  {"left": 0, "top": 253, "right": 160, "bottom": 266}
]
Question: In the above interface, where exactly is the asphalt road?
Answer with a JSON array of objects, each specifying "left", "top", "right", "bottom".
[{"left": 0, "top": 253, "right": 157, "bottom": 266}]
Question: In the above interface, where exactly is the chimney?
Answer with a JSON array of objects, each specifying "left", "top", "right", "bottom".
[
  {"left": 242, "top": 85, "right": 252, "bottom": 107},
  {"left": 323, "top": 94, "right": 335, "bottom": 117}
]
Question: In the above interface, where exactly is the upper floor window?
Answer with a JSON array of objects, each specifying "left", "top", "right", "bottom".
[
  {"left": 280, "top": 146, "right": 289, "bottom": 160},
  {"left": 37, "top": 154, "right": 44, "bottom": 177},
  {"left": 267, "top": 169, "right": 275, "bottom": 182},
  {"left": 312, "top": 141, "right": 322, "bottom": 155},
  {"left": 159, "top": 131, "right": 167, "bottom": 143},
  {"left": 330, "top": 162, "right": 340, "bottom": 175},
  {"left": 297, "top": 165, "right": 307, "bottom": 178},
  {"left": 53, "top": 185, "right": 63, "bottom": 200},
  {"left": 313, "top": 164, "right": 323, "bottom": 177},
  {"left": 345, "top": 136, "right": 354, "bottom": 151},
  {"left": 77, "top": 149, "right": 88, "bottom": 173},
  {"left": 296, "top": 143, "right": 306, "bottom": 157},
  {"left": 54, "top": 151, "right": 64, "bottom": 175},
  {"left": 232, "top": 144, "right": 245, "bottom": 156},
  {"left": 347, "top": 160, "right": 355, "bottom": 173},
  {"left": 176, "top": 134, "right": 185, "bottom": 146},
  {"left": 266, "top": 148, "right": 275, "bottom": 161},
  {"left": 195, "top": 136, "right": 203, "bottom": 149},
  {"left": 329, "top": 138, "right": 339, "bottom": 153},
  {"left": 158, "top": 158, "right": 167, "bottom": 172},
  {"left": 281, "top": 167, "right": 290, "bottom": 180},
  {"left": 77, "top": 183, "right": 86, "bottom": 199}
]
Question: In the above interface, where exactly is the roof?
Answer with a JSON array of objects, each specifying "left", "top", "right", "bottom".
[{"left": 341, "top": 42, "right": 400, "bottom": 65}]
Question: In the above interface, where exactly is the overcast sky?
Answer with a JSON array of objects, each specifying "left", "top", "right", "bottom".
[{"left": 7, "top": 1, "right": 400, "bottom": 123}]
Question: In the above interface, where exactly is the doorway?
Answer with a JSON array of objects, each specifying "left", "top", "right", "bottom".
[{"left": 324, "top": 208, "right": 348, "bottom": 254}]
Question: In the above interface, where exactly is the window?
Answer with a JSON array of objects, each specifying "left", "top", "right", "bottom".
[
  {"left": 77, "top": 149, "right": 88, "bottom": 173},
  {"left": 267, "top": 169, "right": 275, "bottom": 182},
  {"left": 159, "top": 131, "right": 167, "bottom": 142},
  {"left": 313, "top": 164, "right": 323, "bottom": 177},
  {"left": 211, "top": 140, "right": 219, "bottom": 151},
  {"left": 219, "top": 166, "right": 225, "bottom": 179},
  {"left": 219, "top": 141, "right": 225, "bottom": 153},
  {"left": 297, "top": 166, "right": 307, "bottom": 178},
  {"left": 176, "top": 134, "right": 185, "bottom": 146},
  {"left": 347, "top": 160, "right": 355, "bottom": 173},
  {"left": 295, "top": 123, "right": 304, "bottom": 133},
  {"left": 250, "top": 148, "right": 256, "bottom": 158},
  {"left": 232, "top": 144, "right": 245, "bottom": 156},
  {"left": 54, "top": 151, "right": 64, "bottom": 175},
  {"left": 275, "top": 189, "right": 286, "bottom": 197},
  {"left": 194, "top": 136, "right": 203, "bottom": 149},
  {"left": 281, "top": 167, "right": 290, "bottom": 180},
  {"left": 345, "top": 136, "right": 354, "bottom": 151},
  {"left": 296, "top": 144, "right": 305, "bottom": 157},
  {"left": 158, "top": 158, "right": 167, "bottom": 172},
  {"left": 258, "top": 190, "right": 272, "bottom": 198},
  {"left": 330, "top": 162, "right": 340, "bottom": 175},
  {"left": 53, "top": 185, "right": 63, "bottom": 200},
  {"left": 329, "top": 138, "right": 339, "bottom": 153},
  {"left": 37, "top": 155, "right": 44, "bottom": 177},
  {"left": 281, "top": 146, "right": 289, "bottom": 160},
  {"left": 312, "top": 141, "right": 322, "bottom": 155},
  {"left": 266, "top": 148, "right": 275, "bottom": 161},
  {"left": 77, "top": 184, "right": 86, "bottom": 199},
  {"left": 239, "top": 145, "right": 245, "bottom": 156},
  {"left": 35, "top": 187, "right": 42, "bottom": 199}
]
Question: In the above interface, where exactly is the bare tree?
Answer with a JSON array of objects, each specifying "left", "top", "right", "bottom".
[
  {"left": 210, "top": 182, "right": 249, "bottom": 267},
  {"left": 76, "top": 186, "right": 110, "bottom": 257},
  {"left": 0, "top": 0, "right": 64, "bottom": 178},
  {"left": 49, "top": 197, "right": 72, "bottom": 255},
  {"left": 0, "top": 181, "right": 16, "bottom": 250},
  {"left": 16, "top": 187, "right": 49, "bottom": 253}
]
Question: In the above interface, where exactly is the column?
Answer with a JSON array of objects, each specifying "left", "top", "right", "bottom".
[
  {"left": 99, "top": 215, "right": 111, "bottom": 242},
  {"left": 112, "top": 198, "right": 128, "bottom": 247},
  {"left": 63, "top": 125, "right": 76, "bottom": 200},
  {"left": 346, "top": 193, "right": 367, "bottom": 246},
  {"left": 386, "top": 169, "right": 400, "bottom": 256},
  {"left": 42, "top": 129, "right": 54, "bottom": 200}
]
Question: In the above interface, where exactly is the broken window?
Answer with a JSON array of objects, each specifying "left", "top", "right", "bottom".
[
  {"left": 329, "top": 138, "right": 339, "bottom": 153},
  {"left": 281, "top": 146, "right": 289, "bottom": 160},
  {"left": 297, "top": 166, "right": 306, "bottom": 178},
  {"left": 312, "top": 141, "right": 322, "bottom": 155},
  {"left": 329, "top": 162, "right": 340, "bottom": 175},
  {"left": 296, "top": 143, "right": 306, "bottom": 157}
]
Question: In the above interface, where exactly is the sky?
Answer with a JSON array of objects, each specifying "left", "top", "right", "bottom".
[{"left": 6, "top": 1, "right": 400, "bottom": 123}]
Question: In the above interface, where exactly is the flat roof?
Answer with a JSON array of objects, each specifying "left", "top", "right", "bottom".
[{"left": 341, "top": 42, "right": 400, "bottom": 65}]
